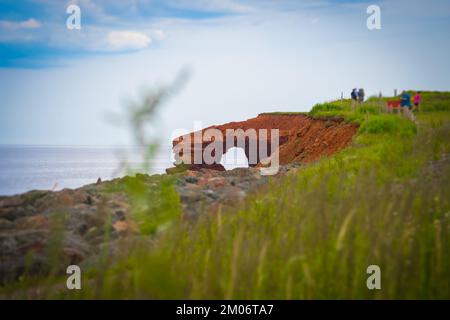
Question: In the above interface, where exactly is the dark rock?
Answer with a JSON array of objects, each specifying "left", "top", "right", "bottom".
[
  {"left": 0, "top": 218, "right": 14, "bottom": 230},
  {"left": 115, "top": 210, "right": 126, "bottom": 221},
  {"left": 77, "top": 223, "right": 88, "bottom": 235},
  {"left": 84, "top": 195, "right": 93, "bottom": 205},
  {"left": 0, "top": 206, "right": 27, "bottom": 221},
  {"left": 185, "top": 176, "right": 199, "bottom": 184}
]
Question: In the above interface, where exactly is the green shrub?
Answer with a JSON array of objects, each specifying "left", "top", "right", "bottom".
[
  {"left": 359, "top": 114, "right": 417, "bottom": 136},
  {"left": 310, "top": 102, "right": 348, "bottom": 115},
  {"left": 356, "top": 104, "right": 379, "bottom": 115}
]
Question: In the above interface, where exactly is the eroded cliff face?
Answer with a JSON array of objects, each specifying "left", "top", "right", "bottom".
[{"left": 172, "top": 114, "right": 359, "bottom": 171}]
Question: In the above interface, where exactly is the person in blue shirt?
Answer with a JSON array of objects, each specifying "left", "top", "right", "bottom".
[
  {"left": 401, "top": 91, "right": 411, "bottom": 109},
  {"left": 351, "top": 88, "right": 358, "bottom": 101},
  {"left": 401, "top": 91, "right": 415, "bottom": 121}
]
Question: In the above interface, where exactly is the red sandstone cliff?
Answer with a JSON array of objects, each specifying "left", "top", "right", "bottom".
[{"left": 172, "top": 114, "right": 359, "bottom": 171}]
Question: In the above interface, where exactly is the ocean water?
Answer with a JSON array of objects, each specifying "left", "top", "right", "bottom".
[
  {"left": 0, "top": 145, "right": 251, "bottom": 196},
  {"left": 0, "top": 145, "right": 174, "bottom": 196}
]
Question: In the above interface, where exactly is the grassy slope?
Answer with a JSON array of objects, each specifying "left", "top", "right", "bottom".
[{"left": 4, "top": 92, "right": 450, "bottom": 299}]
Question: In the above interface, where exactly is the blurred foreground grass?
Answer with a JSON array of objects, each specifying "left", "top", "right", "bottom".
[{"left": 2, "top": 91, "right": 450, "bottom": 299}]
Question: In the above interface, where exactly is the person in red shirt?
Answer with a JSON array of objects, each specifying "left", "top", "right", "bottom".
[{"left": 413, "top": 91, "right": 422, "bottom": 112}]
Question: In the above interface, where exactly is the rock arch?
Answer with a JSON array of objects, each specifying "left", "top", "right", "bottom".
[{"left": 172, "top": 114, "right": 358, "bottom": 172}]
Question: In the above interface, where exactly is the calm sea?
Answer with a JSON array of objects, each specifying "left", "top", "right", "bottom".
[{"left": 0, "top": 145, "right": 174, "bottom": 196}]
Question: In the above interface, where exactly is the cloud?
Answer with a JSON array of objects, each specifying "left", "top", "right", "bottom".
[
  {"left": 0, "top": 18, "right": 42, "bottom": 30},
  {"left": 2, "top": 0, "right": 450, "bottom": 68},
  {"left": 151, "top": 29, "right": 166, "bottom": 41},
  {"left": 167, "top": 0, "right": 255, "bottom": 13},
  {"left": 20, "top": 18, "right": 42, "bottom": 29},
  {"left": 106, "top": 31, "right": 152, "bottom": 51},
  {"left": 0, "top": 18, "right": 43, "bottom": 43}
]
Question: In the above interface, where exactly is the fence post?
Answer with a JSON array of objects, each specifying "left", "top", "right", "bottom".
[{"left": 378, "top": 92, "right": 382, "bottom": 114}]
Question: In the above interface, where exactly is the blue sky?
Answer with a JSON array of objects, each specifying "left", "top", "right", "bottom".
[{"left": 1, "top": 0, "right": 450, "bottom": 145}]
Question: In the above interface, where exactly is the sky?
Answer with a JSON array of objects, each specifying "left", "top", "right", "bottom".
[{"left": 0, "top": 0, "right": 450, "bottom": 146}]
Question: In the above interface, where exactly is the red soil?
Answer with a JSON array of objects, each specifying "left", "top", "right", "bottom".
[{"left": 172, "top": 114, "right": 359, "bottom": 170}]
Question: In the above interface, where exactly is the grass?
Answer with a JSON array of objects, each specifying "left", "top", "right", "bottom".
[{"left": 2, "top": 91, "right": 450, "bottom": 299}]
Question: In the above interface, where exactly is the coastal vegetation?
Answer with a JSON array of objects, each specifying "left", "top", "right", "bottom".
[{"left": 1, "top": 91, "right": 449, "bottom": 299}]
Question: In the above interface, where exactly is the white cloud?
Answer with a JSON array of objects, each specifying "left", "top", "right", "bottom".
[
  {"left": 106, "top": 31, "right": 152, "bottom": 51},
  {"left": 168, "top": 0, "right": 255, "bottom": 13},
  {"left": 20, "top": 18, "right": 41, "bottom": 29},
  {"left": 151, "top": 29, "right": 166, "bottom": 41},
  {"left": 0, "top": 18, "right": 42, "bottom": 30},
  {"left": 0, "top": 18, "right": 42, "bottom": 43}
]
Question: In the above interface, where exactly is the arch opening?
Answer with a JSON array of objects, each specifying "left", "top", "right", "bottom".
[{"left": 220, "top": 147, "right": 249, "bottom": 170}]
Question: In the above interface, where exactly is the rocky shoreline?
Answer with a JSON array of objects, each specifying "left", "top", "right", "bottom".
[{"left": 0, "top": 163, "right": 304, "bottom": 285}]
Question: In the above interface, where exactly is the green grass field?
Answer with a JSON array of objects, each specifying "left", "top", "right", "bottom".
[{"left": 3, "top": 91, "right": 450, "bottom": 299}]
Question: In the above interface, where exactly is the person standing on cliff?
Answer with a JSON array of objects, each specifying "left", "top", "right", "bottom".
[
  {"left": 358, "top": 88, "right": 365, "bottom": 104},
  {"left": 413, "top": 91, "right": 422, "bottom": 112},
  {"left": 401, "top": 91, "right": 414, "bottom": 120},
  {"left": 351, "top": 88, "right": 358, "bottom": 110},
  {"left": 401, "top": 91, "right": 411, "bottom": 109},
  {"left": 351, "top": 88, "right": 358, "bottom": 101}
]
